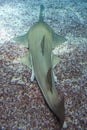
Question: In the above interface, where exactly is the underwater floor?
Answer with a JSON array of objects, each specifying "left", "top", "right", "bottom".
[{"left": 0, "top": 0, "right": 87, "bottom": 130}]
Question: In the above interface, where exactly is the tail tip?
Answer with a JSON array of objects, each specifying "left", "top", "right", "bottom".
[
  {"left": 40, "top": 4, "right": 44, "bottom": 11},
  {"left": 39, "top": 4, "right": 45, "bottom": 21}
]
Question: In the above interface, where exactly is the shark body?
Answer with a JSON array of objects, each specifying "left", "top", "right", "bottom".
[{"left": 14, "top": 5, "right": 66, "bottom": 128}]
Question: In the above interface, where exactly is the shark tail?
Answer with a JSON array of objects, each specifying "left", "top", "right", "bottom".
[{"left": 39, "top": 4, "right": 45, "bottom": 22}]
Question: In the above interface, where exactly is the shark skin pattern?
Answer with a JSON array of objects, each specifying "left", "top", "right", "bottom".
[{"left": 14, "top": 5, "right": 66, "bottom": 128}]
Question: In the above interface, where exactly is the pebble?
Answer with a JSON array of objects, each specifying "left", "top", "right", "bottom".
[{"left": 63, "top": 121, "right": 67, "bottom": 129}]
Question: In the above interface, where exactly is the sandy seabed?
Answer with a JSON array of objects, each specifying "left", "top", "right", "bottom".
[
  {"left": 0, "top": 41, "right": 87, "bottom": 130},
  {"left": 0, "top": 0, "right": 87, "bottom": 130}
]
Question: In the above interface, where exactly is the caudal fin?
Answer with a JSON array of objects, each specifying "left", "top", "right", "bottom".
[{"left": 39, "top": 4, "right": 45, "bottom": 22}]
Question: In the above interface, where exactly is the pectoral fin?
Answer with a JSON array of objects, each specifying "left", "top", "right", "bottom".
[
  {"left": 20, "top": 52, "right": 32, "bottom": 69},
  {"left": 51, "top": 53, "right": 61, "bottom": 68},
  {"left": 53, "top": 33, "right": 66, "bottom": 49},
  {"left": 13, "top": 33, "right": 29, "bottom": 48}
]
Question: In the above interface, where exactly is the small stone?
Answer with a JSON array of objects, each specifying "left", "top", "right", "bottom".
[
  {"left": 17, "top": 79, "right": 25, "bottom": 85},
  {"left": 63, "top": 122, "right": 67, "bottom": 129},
  {"left": 11, "top": 77, "right": 21, "bottom": 82},
  {"left": 74, "top": 119, "right": 78, "bottom": 125}
]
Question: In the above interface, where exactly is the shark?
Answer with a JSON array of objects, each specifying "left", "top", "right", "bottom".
[{"left": 14, "top": 5, "right": 66, "bottom": 128}]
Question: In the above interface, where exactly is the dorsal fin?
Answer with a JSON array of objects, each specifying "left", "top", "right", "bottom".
[
  {"left": 46, "top": 68, "right": 53, "bottom": 92},
  {"left": 41, "top": 35, "right": 45, "bottom": 55},
  {"left": 39, "top": 4, "right": 45, "bottom": 22}
]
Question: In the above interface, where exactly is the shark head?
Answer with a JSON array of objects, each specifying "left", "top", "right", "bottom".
[{"left": 56, "top": 97, "right": 65, "bottom": 128}]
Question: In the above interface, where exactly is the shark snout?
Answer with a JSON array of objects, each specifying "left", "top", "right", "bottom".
[{"left": 55, "top": 97, "right": 65, "bottom": 128}]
